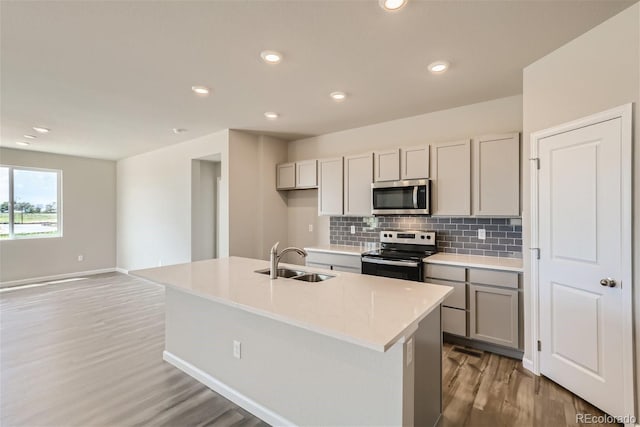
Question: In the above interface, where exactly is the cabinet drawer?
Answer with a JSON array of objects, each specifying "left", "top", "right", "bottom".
[
  {"left": 305, "top": 252, "right": 361, "bottom": 270},
  {"left": 425, "top": 264, "right": 466, "bottom": 282},
  {"left": 442, "top": 307, "right": 466, "bottom": 336},
  {"left": 468, "top": 268, "right": 519, "bottom": 289},
  {"left": 425, "top": 278, "right": 466, "bottom": 309}
]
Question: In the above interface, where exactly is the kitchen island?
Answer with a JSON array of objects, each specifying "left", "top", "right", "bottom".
[{"left": 132, "top": 257, "right": 453, "bottom": 427}]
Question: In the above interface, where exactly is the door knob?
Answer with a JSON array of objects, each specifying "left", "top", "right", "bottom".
[{"left": 600, "top": 278, "right": 616, "bottom": 288}]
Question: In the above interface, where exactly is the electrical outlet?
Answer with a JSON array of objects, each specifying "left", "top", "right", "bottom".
[
  {"left": 406, "top": 338, "right": 414, "bottom": 366},
  {"left": 233, "top": 340, "right": 241, "bottom": 359},
  {"left": 350, "top": 225, "right": 356, "bottom": 234},
  {"left": 77, "top": 255, "right": 84, "bottom": 262},
  {"left": 308, "top": 224, "right": 313, "bottom": 232},
  {"left": 478, "top": 229, "right": 486, "bottom": 240}
]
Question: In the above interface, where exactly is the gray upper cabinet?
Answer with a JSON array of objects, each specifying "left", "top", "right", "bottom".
[
  {"left": 276, "top": 162, "right": 296, "bottom": 190},
  {"left": 374, "top": 149, "right": 400, "bottom": 182},
  {"left": 344, "top": 153, "right": 373, "bottom": 216},
  {"left": 318, "top": 158, "right": 344, "bottom": 216},
  {"left": 472, "top": 133, "right": 520, "bottom": 216},
  {"left": 296, "top": 159, "right": 318, "bottom": 189},
  {"left": 431, "top": 140, "right": 471, "bottom": 216},
  {"left": 400, "top": 145, "right": 429, "bottom": 180}
]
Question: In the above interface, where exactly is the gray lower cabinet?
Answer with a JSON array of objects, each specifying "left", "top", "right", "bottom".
[
  {"left": 424, "top": 262, "right": 522, "bottom": 352},
  {"left": 469, "top": 284, "right": 519, "bottom": 349}
]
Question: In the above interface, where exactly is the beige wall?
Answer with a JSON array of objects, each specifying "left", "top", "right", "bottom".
[
  {"left": 286, "top": 95, "right": 524, "bottom": 255},
  {"left": 0, "top": 148, "right": 116, "bottom": 284},
  {"left": 117, "top": 130, "right": 230, "bottom": 271},
  {"left": 117, "top": 129, "right": 288, "bottom": 271},
  {"left": 522, "top": 1, "right": 639, "bottom": 411},
  {"left": 228, "top": 131, "right": 289, "bottom": 260}
]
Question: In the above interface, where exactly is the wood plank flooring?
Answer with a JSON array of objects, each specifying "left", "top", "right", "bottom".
[{"left": 0, "top": 272, "right": 613, "bottom": 427}]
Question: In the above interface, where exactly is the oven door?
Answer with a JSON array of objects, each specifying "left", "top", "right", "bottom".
[
  {"left": 361, "top": 257, "right": 423, "bottom": 282},
  {"left": 371, "top": 180, "right": 430, "bottom": 215}
]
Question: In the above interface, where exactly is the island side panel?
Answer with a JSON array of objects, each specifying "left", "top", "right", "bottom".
[
  {"left": 164, "top": 286, "right": 416, "bottom": 426},
  {"left": 414, "top": 305, "right": 442, "bottom": 427}
]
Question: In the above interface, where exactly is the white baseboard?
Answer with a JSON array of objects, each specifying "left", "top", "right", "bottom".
[
  {"left": 522, "top": 357, "right": 536, "bottom": 374},
  {"left": 0, "top": 268, "right": 116, "bottom": 288},
  {"left": 163, "top": 351, "right": 295, "bottom": 427},
  {"left": 115, "top": 267, "right": 129, "bottom": 274}
]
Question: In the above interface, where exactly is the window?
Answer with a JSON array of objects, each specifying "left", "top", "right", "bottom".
[{"left": 0, "top": 166, "right": 62, "bottom": 240}]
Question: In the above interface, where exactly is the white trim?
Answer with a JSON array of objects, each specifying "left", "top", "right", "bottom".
[
  {"left": 522, "top": 357, "right": 535, "bottom": 374},
  {"left": 529, "top": 103, "right": 635, "bottom": 419},
  {"left": 115, "top": 267, "right": 129, "bottom": 274},
  {"left": 163, "top": 350, "right": 295, "bottom": 427},
  {"left": 0, "top": 267, "right": 116, "bottom": 288}
]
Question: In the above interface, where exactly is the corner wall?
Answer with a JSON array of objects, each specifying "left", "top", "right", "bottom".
[
  {"left": 0, "top": 148, "right": 116, "bottom": 284},
  {"left": 522, "top": 1, "right": 639, "bottom": 412},
  {"left": 228, "top": 131, "right": 289, "bottom": 260},
  {"left": 117, "top": 130, "right": 230, "bottom": 272}
]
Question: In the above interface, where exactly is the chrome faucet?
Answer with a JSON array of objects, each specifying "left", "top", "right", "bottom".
[{"left": 270, "top": 242, "right": 308, "bottom": 279}]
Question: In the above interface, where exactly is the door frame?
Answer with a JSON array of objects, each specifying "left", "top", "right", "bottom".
[{"left": 529, "top": 103, "right": 634, "bottom": 417}]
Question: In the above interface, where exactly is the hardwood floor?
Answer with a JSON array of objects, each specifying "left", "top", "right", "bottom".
[{"left": 0, "top": 272, "right": 612, "bottom": 427}]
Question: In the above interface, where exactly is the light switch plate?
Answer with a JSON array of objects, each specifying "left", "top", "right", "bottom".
[
  {"left": 478, "top": 229, "right": 486, "bottom": 240},
  {"left": 350, "top": 225, "right": 356, "bottom": 234}
]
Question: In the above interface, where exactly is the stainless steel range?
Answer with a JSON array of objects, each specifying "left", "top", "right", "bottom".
[{"left": 361, "top": 230, "right": 436, "bottom": 282}]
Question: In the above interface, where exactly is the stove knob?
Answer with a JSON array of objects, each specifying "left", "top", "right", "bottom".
[
  {"left": 383, "top": 234, "right": 388, "bottom": 238},
  {"left": 421, "top": 236, "right": 425, "bottom": 239},
  {"left": 389, "top": 234, "right": 393, "bottom": 238},
  {"left": 427, "top": 235, "right": 431, "bottom": 240}
]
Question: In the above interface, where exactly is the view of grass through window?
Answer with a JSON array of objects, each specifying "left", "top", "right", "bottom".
[{"left": 0, "top": 166, "right": 61, "bottom": 239}]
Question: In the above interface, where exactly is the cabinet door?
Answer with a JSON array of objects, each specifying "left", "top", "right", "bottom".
[
  {"left": 431, "top": 140, "right": 471, "bottom": 216},
  {"left": 374, "top": 149, "right": 400, "bottom": 182},
  {"left": 296, "top": 159, "right": 318, "bottom": 189},
  {"left": 344, "top": 153, "right": 373, "bottom": 216},
  {"left": 469, "top": 284, "right": 518, "bottom": 348},
  {"left": 472, "top": 133, "right": 520, "bottom": 216},
  {"left": 401, "top": 145, "right": 429, "bottom": 179},
  {"left": 276, "top": 163, "right": 296, "bottom": 190},
  {"left": 318, "top": 158, "right": 343, "bottom": 216}
]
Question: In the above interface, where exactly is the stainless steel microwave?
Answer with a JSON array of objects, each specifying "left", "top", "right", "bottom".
[{"left": 371, "top": 179, "right": 431, "bottom": 215}]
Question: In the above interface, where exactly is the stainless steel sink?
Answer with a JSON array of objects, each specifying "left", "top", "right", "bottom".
[
  {"left": 292, "top": 273, "right": 334, "bottom": 283},
  {"left": 255, "top": 268, "right": 334, "bottom": 282},
  {"left": 255, "top": 268, "right": 306, "bottom": 278}
]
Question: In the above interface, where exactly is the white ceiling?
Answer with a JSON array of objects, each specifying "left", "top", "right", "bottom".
[{"left": 0, "top": 0, "right": 634, "bottom": 160}]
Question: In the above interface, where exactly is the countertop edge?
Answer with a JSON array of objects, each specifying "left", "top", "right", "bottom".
[
  {"left": 423, "top": 255, "right": 523, "bottom": 272},
  {"left": 131, "top": 265, "right": 452, "bottom": 353},
  {"left": 304, "top": 246, "right": 366, "bottom": 256}
]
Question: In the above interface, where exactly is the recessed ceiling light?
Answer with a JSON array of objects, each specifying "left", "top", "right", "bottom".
[
  {"left": 379, "top": 0, "right": 407, "bottom": 11},
  {"left": 264, "top": 112, "right": 279, "bottom": 120},
  {"left": 191, "top": 85, "right": 210, "bottom": 96},
  {"left": 330, "top": 91, "right": 347, "bottom": 102},
  {"left": 32, "top": 126, "right": 50, "bottom": 133},
  {"left": 428, "top": 61, "right": 450, "bottom": 74},
  {"left": 23, "top": 134, "right": 37, "bottom": 139},
  {"left": 260, "top": 50, "right": 283, "bottom": 64},
  {"left": 172, "top": 128, "right": 188, "bottom": 134},
  {"left": 16, "top": 141, "right": 30, "bottom": 146}
]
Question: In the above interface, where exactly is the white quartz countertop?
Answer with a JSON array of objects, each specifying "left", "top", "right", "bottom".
[
  {"left": 423, "top": 253, "right": 523, "bottom": 272},
  {"left": 304, "top": 244, "right": 371, "bottom": 256},
  {"left": 131, "top": 256, "right": 452, "bottom": 352}
]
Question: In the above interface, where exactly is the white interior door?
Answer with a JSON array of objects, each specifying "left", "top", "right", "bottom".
[{"left": 537, "top": 113, "right": 631, "bottom": 418}]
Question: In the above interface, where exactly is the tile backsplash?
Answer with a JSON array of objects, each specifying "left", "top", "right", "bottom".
[{"left": 330, "top": 216, "right": 523, "bottom": 258}]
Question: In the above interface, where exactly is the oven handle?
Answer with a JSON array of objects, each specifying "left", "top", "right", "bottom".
[
  {"left": 362, "top": 258, "right": 420, "bottom": 267},
  {"left": 412, "top": 186, "right": 418, "bottom": 208}
]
